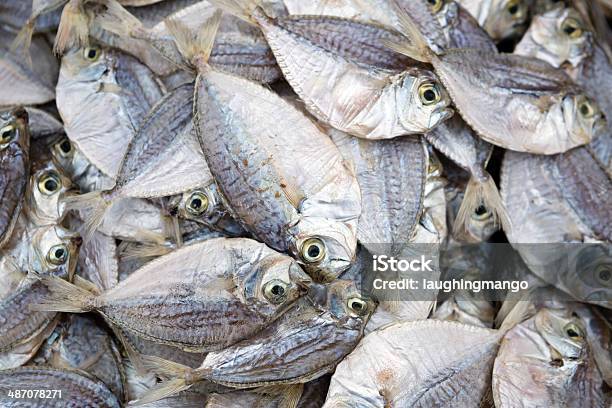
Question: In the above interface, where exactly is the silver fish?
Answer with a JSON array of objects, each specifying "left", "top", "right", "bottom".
[
  {"left": 0, "top": 108, "right": 30, "bottom": 249},
  {"left": 392, "top": 9, "right": 606, "bottom": 154},
  {"left": 25, "top": 160, "right": 75, "bottom": 227},
  {"left": 33, "top": 238, "right": 312, "bottom": 352},
  {"left": 493, "top": 308, "right": 606, "bottom": 407},
  {"left": 56, "top": 43, "right": 164, "bottom": 179},
  {"left": 137, "top": 279, "right": 373, "bottom": 404},
  {"left": 172, "top": 12, "right": 361, "bottom": 280},
  {"left": 217, "top": 4, "right": 453, "bottom": 139},
  {"left": 0, "top": 366, "right": 121, "bottom": 407}
]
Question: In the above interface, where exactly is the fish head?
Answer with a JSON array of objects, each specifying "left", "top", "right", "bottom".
[
  {"left": 484, "top": 0, "right": 529, "bottom": 41},
  {"left": 519, "top": 7, "right": 591, "bottom": 68},
  {"left": 30, "top": 225, "right": 81, "bottom": 278},
  {"left": 0, "top": 107, "right": 30, "bottom": 152},
  {"left": 563, "top": 93, "right": 606, "bottom": 147},
  {"left": 535, "top": 309, "right": 587, "bottom": 362},
  {"left": 253, "top": 253, "right": 312, "bottom": 310},
  {"left": 531, "top": 0, "right": 569, "bottom": 15},
  {"left": 398, "top": 69, "right": 453, "bottom": 134},
  {"left": 27, "top": 161, "right": 76, "bottom": 225},
  {"left": 564, "top": 244, "right": 612, "bottom": 306},
  {"left": 325, "top": 279, "right": 375, "bottom": 328},
  {"left": 169, "top": 185, "right": 224, "bottom": 224},
  {"left": 290, "top": 217, "right": 357, "bottom": 282},
  {"left": 465, "top": 201, "right": 499, "bottom": 242},
  {"left": 61, "top": 43, "right": 113, "bottom": 81}
]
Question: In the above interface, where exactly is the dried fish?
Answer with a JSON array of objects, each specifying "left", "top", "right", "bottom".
[
  {"left": 213, "top": 2, "right": 453, "bottom": 139},
  {"left": 33, "top": 238, "right": 312, "bottom": 352},
  {"left": 389, "top": 5, "right": 606, "bottom": 154},
  {"left": 0, "top": 366, "right": 121, "bottom": 407},
  {"left": 493, "top": 308, "right": 606, "bottom": 407},
  {"left": 137, "top": 279, "right": 373, "bottom": 404},
  {"left": 456, "top": 0, "right": 529, "bottom": 41},
  {"left": 0, "top": 108, "right": 30, "bottom": 249},
  {"left": 56, "top": 43, "right": 164, "bottom": 179},
  {"left": 168, "top": 12, "right": 361, "bottom": 280}
]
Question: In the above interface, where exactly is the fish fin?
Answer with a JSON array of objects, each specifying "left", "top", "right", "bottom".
[
  {"left": 131, "top": 378, "right": 193, "bottom": 406},
  {"left": 63, "top": 191, "right": 113, "bottom": 242},
  {"left": 383, "top": 1, "right": 433, "bottom": 63},
  {"left": 163, "top": 215, "right": 183, "bottom": 248},
  {"left": 108, "top": 325, "right": 150, "bottom": 376},
  {"left": 207, "top": 0, "right": 262, "bottom": 24},
  {"left": 453, "top": 173, "right": 511, "bottom": 235},
  {"left": 165, "top": 9, "right": 222, "bottom": 69},
  {"left": 9, "top": 19, "right": 35, "bottom": 67},
  {"left": 280, "top": 384, "right": 304, "bottom": 408},
  {"left": 29, "top": 274, "right": 97, "bottom": 313},
  {"left": 120, "top": 241, "right": 172, "bottom": 261},
  {"left": 95, "top": 0, "right": 143, "bottom": 38},
  {"left": 73, "top": 275, "right": 103, "bottom": 295},
  {"left": 54, "top": 0, "right": 90, "bottom": 55},
  {"left": 139, "top": 354, "right": 193, "bottom": 378},
  {"left": 498, "top": 293, "right": 535, "bottom": 333}
]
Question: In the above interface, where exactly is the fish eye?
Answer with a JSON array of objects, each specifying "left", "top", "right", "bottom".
[
  {"left": 426, "top": 0, "right": 444, "bottom": 13},
  {"left": 185, "top": 191, "right": 209, "bottom": 216},
  {"left": 471, "top": 205, "right": 492, "bottom": 221},
  {"left": 506, "top": 0, "right": 524, "bottom": 19},
  {"left": 0, "top": 124, "right": 16, "bottom": 145},
  {"left": 418, "top": 82, "right": 441, "bottom": 106},
  {"left": 47, "top": 244, "right": 69, "bottom": 265},
  {"left": 595, "top": 265, "right": 611, "bottom": 285},
  {"left": 578, "top": 99, "right": 596, "bottom": 118},
  {"left": 37, "top": 171, "right": 62, "bottom": 195},
  {"left": 563, "top": 322, "right": 584, "bottom": 340},
  {"left": 300, "top": 238, "right": 326, "bottom": 264},
  {"left": 561, "top": 17, "right": 583, "bottom": 39},
  {"left": 263, "top": 279, "right": 289, "bottom": 304},
  {"left": 55, "top": 138, "right": 73, "bottom": 158},
  {"left": 347, "top": 297, "right": 369, "bottom": 316},
  {"left": 83, "top": 46, "right": 101, "bottom": 62}
]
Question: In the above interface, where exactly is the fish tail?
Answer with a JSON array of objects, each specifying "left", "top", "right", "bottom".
[
  {"left": 132, "top": 355, "right": 204, "bottom": 404},
  {"left": 9, "top": 19, "right": 35, "bottom": 66},
  {"left": 381, "top": 1, "right": 433, "bottom": 63},
  {"left": 29, "top": 274, "right": 98, "bottom": 313},
  {"left": 120, "top": 241, "right": 172, "bottom": 261},
  {"left": 54, "top": 0, "right": 90, "bottom": 55},
  {"left": 63, "top": 191, "right": 113, "bottom": 241},
  {"left": 95, "top": 0, "right": 143, "bottom": 38},
  {"left": 165, "top": 9, "right": 223, "bottom": 70},
  {"left": 453, "top": 173, "right": 511, "bottom": 235},
  {"left": 498, "top": 293, "right": 535, "bottom": 334},
  {"left": 163, "top": 215, "right": 183, "bottom": 248}
]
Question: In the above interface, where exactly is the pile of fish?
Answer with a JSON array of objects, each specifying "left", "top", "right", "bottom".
[{"left": 0, "top": 0, "right": 610, "bottom": 406}]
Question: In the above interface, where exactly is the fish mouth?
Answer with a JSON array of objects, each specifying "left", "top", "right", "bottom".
[{"left": 432, "top": 107, "right": 454, "bottom": 128}]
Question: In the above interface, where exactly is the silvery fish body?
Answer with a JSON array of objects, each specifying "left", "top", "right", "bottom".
[
  {"left": 0, "top": 366, "right": 121, "bottom": 407},
  {"left": 0, "top": 0, "right": 62, "bottom": 33},
  {"left": 324, "top": 320, "right": 503, "bottom": 407},
  {"left": 0, "top": 28, "right": 57, "bottom": 107},
  {"left": 253, "top": 9, "right": 453, "bottom": 139},
  {"left": 0, "top": 225, "right": 79, "bottom": 368},
  {"left": 282, "top": 0, "right": 399, "bottom": 29},
  {"left": 33, "top": 314, "right": 126, "bottom": 401},
  {"left": 431, "top": 49, "right": 605, "bottom": 154},
  {"left": 56, "top": 44, "right": 164, "bottom": 179},
  {"left": 456, "top": 0, "right": 529, "bottom": 41},
  {"left": 431, "top": 0, "right": 498, "bottom": 51},
  {"left": 493, "top": 308, "right": 606, "bottom": 407},
  {"left": 24, "top": 108, "right": 64, "bottom": 140},
  {"left": 330, "top": 129, "right": 427, "bottom": 254},
  {"left": 195, "top": 280, "right": 373, "bottom": 388},
  {"left": 515, "top": 7, "right": 612, "bottom": 131},
  {"left": 194, "top": 66, "right": 361, "bottom": 280},
  {"left": 0, "top": 108, "right": 30, "bottom": 248},
  {"left": 36, "top": 238, "right": 312, "bottom": 352}
]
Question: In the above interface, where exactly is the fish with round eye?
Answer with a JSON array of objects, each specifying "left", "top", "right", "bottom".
[
  {"left": 133, "top": 279, "right": 373, "bottom": 404},
  {"left": 26, "top": 161, "right": 75, "bottom": 227},
  {"left": 493, "top": 308, "right": 605, "bottom": 407},
  {"left": 456, "top": 0, "right": 529, "bottom": 41},
  {"left": 515, "top": 7, "right": 612, "bottom": 134},
  {"left": 389, "top": 7, "right": 605, "bottom": 154},
  {"left": 33, "top": 238, "right": 313, "bottom": 353},
  {"left": 209, "top": 2, "right": 453, "bottom": 140},
  {"left": 56, "top": 43, "right": 164, "bottom": 181},
  {"left": 0, "top": 108, "right": 30, "bottom": 250}
]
